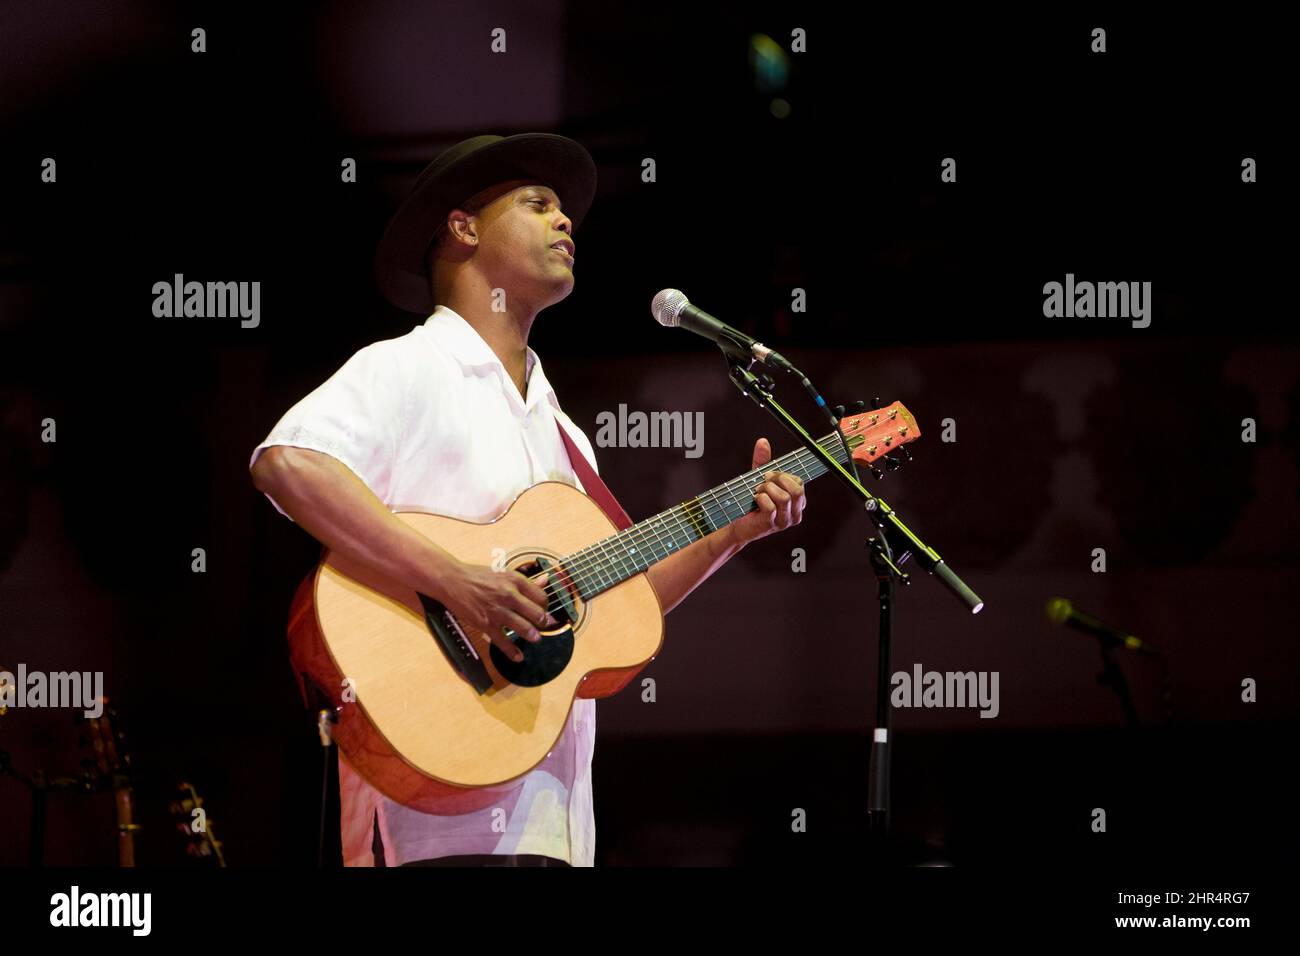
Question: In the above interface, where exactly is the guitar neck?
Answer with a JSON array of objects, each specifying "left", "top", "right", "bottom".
[{"left": 563, "top": 429, "right": 860, "bottom": 598}]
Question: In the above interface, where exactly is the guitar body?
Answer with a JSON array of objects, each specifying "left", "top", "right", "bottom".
[{"left": 287, "top": 481, "right": 664, "bottom": 815}]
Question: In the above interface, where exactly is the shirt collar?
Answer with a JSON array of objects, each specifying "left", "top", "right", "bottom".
[{"left": 423, "top": 305, "right": 559, "bottom": 412}]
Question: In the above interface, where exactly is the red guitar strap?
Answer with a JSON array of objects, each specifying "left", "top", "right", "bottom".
[{"left": 554, "top": 417, "right": 634, "bottom": 531}]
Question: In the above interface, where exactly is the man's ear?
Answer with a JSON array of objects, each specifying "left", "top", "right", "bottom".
[{"left": 446, "top": 208, "right": 479, "bottom": 247}]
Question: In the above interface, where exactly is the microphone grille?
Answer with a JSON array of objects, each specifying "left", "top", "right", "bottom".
[
  {"left": 1045, "top": 597, "right": 1073, "bottom": 626},
  {"left": 651, "top": 289, "right": 688, "bottom": 328}
]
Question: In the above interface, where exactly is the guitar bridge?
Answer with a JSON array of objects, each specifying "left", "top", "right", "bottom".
[{"left": 417, "top": 593, "right": 493, "bottom": 695}]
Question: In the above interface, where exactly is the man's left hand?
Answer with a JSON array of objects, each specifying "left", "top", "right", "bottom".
[{"left": 728, "top": 437, "right": 806, "bottom": 547}]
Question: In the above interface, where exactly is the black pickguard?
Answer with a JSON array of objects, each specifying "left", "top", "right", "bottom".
[{"left": 418, "top": 556, "right": 578, "bottom": 693}]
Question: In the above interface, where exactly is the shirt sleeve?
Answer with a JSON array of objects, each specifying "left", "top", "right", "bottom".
[{"left": 249, "top": 342, "right": 408, "bottom": 521}]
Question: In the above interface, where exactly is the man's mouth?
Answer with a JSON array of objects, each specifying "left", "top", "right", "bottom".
[{"left": 550, "top": 239, "right": 575, "bottom": 261}]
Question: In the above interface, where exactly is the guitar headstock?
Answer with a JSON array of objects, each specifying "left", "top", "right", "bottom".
[
  {"left": 77, "top": 697, "right": 141, "bottom": 865},
  {"left": 79, "top": 698, "right": 130, "bottom": 781},
  {"left": 835, "top": 400, "right": 921, "bottom": 478},
  {"left": 170, "top": 781, "right": 227, "bottom": 866}
]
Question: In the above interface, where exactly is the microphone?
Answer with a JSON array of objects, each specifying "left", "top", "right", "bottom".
[
  {"left": 1046, "top": 598, "right": 1159, "bottom": 656},
  {"left": 651, "top": 289, "right": 796, "bottom": 372}
]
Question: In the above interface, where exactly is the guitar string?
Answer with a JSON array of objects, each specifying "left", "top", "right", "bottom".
[
  {"left": 559, "top": 416, "right": 909, "bottom": 599},
  {"left": 495, "top": 450, "right": 814, "bottom": 622},
  {"left": 547, "top": 439, "right": 827, "bottom": 598},
  {"left": 518, "top": 428, "right": 884, "bottom": 609},
  {"left": 538, "top": 431, "right": 868, "bottom": 603},
  {"left": 570, "top": 443, "right": 823, "bottom": 591}
]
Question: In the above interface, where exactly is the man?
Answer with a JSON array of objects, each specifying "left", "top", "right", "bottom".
[{"left": 249, "top": 133, "right": 807, "bottom": 867}]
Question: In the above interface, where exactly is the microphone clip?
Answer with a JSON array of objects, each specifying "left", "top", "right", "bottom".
[{"left": 724, "top": 353, "right": 776, "bottom": 402}]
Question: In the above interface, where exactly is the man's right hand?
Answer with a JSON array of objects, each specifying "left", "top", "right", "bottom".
[
  {"left": 439, "top": 561, "right": 558, "bottom": 663},
  {"left": 251, "top": 446, "right": 556, "bottom": 664}
]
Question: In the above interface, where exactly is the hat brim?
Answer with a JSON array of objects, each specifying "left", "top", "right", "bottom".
[{"left": 374, "top": 133, "right": 597, "bottom": 314}]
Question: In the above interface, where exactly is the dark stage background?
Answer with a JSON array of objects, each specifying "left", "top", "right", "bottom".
[{"left": 0, "top": 2, "right": 1294, "bottom": 873}]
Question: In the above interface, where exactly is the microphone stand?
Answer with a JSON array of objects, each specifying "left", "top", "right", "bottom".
[
  {"left": 1096, "top": 643, "right": 1140, "bottom": 727},
  {"left": 721, "top": 352, "right": 983, "bottom": 862},
  {"left": 302, "top": 677, "right": 342, "bottom": 868}
]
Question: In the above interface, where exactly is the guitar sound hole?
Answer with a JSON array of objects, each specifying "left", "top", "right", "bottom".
[{"left": 490, "top": 556, "right": 581, "bottom": 688}]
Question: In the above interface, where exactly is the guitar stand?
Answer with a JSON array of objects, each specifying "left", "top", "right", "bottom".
[
  {"left": 0, "top": 749, "right": 98, "bottom": 866},
  {"left": 0, "top": 750, "right": 48, "bottom": 866},
  {"left": 720, "top": 349, "right": 983, "bottom": 864}
]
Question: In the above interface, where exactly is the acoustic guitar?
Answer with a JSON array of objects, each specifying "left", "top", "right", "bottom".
[
  {"left": 80, "top": 701, "right": 139, "bottom": 866},
  {"left": 287, "top": 401, "right": 920, "bottom": 814}
]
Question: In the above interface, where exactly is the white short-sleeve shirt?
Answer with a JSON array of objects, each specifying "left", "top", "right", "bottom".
[{"left": 249, "top": 305, "right": 602, "bottom": 866}]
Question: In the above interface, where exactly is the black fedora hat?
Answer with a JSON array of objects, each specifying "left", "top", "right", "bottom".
[{"left": 374, "top": 132, "right": 597, "bottom": 314}]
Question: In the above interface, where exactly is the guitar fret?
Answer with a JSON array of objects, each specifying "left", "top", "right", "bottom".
[{"left": 648, "top": 520, "right": 667, "bottom": 562}]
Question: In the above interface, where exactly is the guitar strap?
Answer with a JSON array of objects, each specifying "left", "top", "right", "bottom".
[{"left": 554, "top": 416, "right": 634, "bottom": 531}]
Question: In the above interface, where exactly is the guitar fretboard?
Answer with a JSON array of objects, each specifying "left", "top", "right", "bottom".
[{"left": 561, "top": 431, "right": 861, "bottom": 599}]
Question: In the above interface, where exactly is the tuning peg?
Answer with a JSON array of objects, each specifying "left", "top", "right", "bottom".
[
  {"left": 870, "top": 466, "right": 884, "bottom": 480},
  {"left": 884, "top": 455, "right": 903, "bottom": 472},
  {"left": 871, "top": 396, "right": 882, "bottom": 408},
  {"left": 832, "top": 404, "right": 846, "bottom": 418},
  {"left": 901, "top": 446, "right": 912, "bottom": 462},
  {"left": 852, "top": 400, "right": 866, "bottom": 412}
]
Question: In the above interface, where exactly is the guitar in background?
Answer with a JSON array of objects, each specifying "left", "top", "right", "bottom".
[
  {"left": 170, "top": 781, "right": 227, "bottom": 866},
  {"left": 78, "top": 699, "right": 139, "bottom": 867}
]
